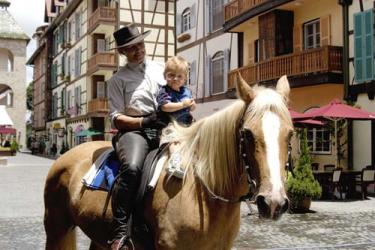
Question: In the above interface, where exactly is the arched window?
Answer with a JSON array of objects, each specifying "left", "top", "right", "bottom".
[
  {"left": 182, "top": 8, "right": 191, "bottom": 33},
  {"left": 211, "top": 51, "right": 224, "bottom": 94},
  {"left": 0, "top": 84, "right": 14, "bottom": 107},
  {"left": 0, "top": 48, "right": 14, "bottom": 72}
]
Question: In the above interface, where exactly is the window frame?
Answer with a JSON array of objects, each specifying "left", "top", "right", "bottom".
[
  {"left": 211, "top": 51, "right": 225, "bottom": 95},
  {"left": 303, "top": 19, "right": 320, "bottom": 50},
  {"left": 303, "top": 127, "right": 332, "bottom": 154},
  {"left": 182, "top": 8, "right": 191, "bottom": 33}
]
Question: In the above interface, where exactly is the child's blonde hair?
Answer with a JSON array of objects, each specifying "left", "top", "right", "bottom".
[{"left": 164, "top": 56, "right": 189, "bottom": 78}]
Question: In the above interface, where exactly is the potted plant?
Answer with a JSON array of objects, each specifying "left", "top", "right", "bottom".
[
  {"left": 287, "top": 129, "right": 322, "bottom": 213},
  {"left": 10, "top": 140, "right": 19, "bottom": 156}
]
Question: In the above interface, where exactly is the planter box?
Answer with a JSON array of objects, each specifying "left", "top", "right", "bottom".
[{"left": 0, "top": 150, "right": 12, "bottom": 156}]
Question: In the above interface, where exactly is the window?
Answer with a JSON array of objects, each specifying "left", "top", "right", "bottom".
[
  {"left": 305, "top": 128, "right": 331, "bottom": 154},
  {"left": 212, "top": 0, "right": 224, "bottom": 31},
  {"left": 211, "top": 51, "right": 224, "bottom": 94},
  {"left": 0, "top": 48, "right": 14, "bottom": 72},
  {"left": 354, "top": 9, "right": 374, "bottom": 83},
  {"left": 75, "top": 11, "right": 81, "bottom": 39},
  {"left": 97, "top": 81, "right": 107, "bottom": 99},
  {"left": 182, "top": 8, "right": 191, "bottom": 33},
  {"left": 303, "top": 19, "right": 320, "bottom": 50}
]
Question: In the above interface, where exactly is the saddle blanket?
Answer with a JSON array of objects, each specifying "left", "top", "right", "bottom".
[
  {"left": 82, "top": 148, "right": 119, "bottom": 191},
  {"left": 82, "top": 147, "right": 168, "bottom": 192}
]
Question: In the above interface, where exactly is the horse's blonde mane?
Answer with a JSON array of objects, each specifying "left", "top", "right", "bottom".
[{"left": 172, "top": 86, "right": 292, "bottom": 195}]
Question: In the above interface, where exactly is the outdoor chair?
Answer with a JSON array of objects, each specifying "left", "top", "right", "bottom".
[
  {"left": 324, "top": 164, "right": 336, "bottom": 172},
  {"left": 311, "top": 162, "right": 319, "bottom": 171},
  {"left": 329, "top": 168, "right": 343, "bottom": 200},
  {"left": 355, "top": 168, "right": 375, "bottom": 200}
]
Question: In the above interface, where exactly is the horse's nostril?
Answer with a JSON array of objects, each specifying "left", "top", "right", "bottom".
[
  {"left": 281, "top": 199, "right": 289, "bottom": 214},
  {"left": 256, "top": 195, "right": 271, "bottom": 218}
]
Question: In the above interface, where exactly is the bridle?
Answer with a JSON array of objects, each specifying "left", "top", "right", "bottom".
[
  {"left": 197, "top": 108, "right": 291, "bottom": 204},
  {"left": 196, "top": 110, "right": 259, "bottom": 204}
]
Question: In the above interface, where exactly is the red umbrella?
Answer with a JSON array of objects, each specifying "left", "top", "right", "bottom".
[
  {"left": 299, "top": 99, "right": 375, "bottom": 120},
  {"left": 289, "top": 108, "right": 324, "bottom": 127}
]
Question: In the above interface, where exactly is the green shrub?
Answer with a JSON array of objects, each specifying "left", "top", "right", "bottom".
[
  {"left": 286, "top": 129, "right": 322, "bottom": 201},
  {"left": 10, "top": 140, "right": 19, "bottom": 152}
]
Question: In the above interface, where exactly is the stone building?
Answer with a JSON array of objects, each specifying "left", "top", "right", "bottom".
[{"left": 0, "top": 0, "right": 30, "bottom": 148}]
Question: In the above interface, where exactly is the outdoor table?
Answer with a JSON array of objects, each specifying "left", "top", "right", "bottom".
[{"left": 313, "top": 170, "right": 362, "bottom": 199}]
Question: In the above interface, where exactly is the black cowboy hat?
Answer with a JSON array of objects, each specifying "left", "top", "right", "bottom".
[{"left": 112, "top": 24, "right": 150, "bottom": 50}]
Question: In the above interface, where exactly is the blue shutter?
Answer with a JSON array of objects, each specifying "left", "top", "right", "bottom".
[
  {"left": 354, "top": 12, "right": 363, "bottom": 82},
  {"left": 223, "top": 49, "right": 230, "bottom": 91},
  {"left": 205, "top": 55, "right": 212, "bottom": 97},
  {"left": 176, "top": 14, "right": 181, "bottom": 35},
  {"left": 364, "top": 9, "right": 374, "bottom": 81}
]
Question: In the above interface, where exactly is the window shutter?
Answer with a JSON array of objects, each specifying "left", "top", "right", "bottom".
[
  {"left": 70, "top": 54, "right": 75, "bottom": 77},
  {"left": 190, "top": 60, "right": 196, "bottom": 85},
  {"left": 248, "top": 42, "right": 255, "bottom": 64},
  {"left": 363, "top": 10, "right": 374, "bottom": 81},
  {"left": 205, "top": 0, "right": 212, "bottom": 35},
  {"left": 205, "top": 55, "right": 212, "bottom": 97},
  {"left": 191, "top": 3, "right": 196, "bottom": 28},
  {"left": 97, "top": 39, "right": 106, "bottom": 52},
  {"left": 97, "top": 81, "right": 106, "bottom": 99},
  {"left": 223, "top": 49, "right": 230, "bottom": 91},
  {"left": 320, "top": 15, "right": 331, "bottom": 46},
  {"left": 67, "top": 90, "right": 71, "bottom": 109},
  {"left": 293, "top": 24, "right": 302, "bottom": 52},
  {"left": 176, "top": 14, "right": 181, "bottom": 35},
  {"left": 354, "top": 12, "right": 364, "bottom": 82}
]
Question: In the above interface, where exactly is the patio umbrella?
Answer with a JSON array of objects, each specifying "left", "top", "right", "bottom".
[
  {"left": 289, "top": 108, "right": 324, "bottom": 127},
  {"left": 76, "top": 128, "right": 103, "bottom": 137},
  {"left": 0, "top": 127, "right": 16, "bottom": 134},
  {"left": 298, "top": 99, "right": 375, "bottom": 167}
]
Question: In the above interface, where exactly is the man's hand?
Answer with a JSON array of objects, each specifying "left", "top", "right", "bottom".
[{"left": 141, "top": 113, "right": 168, "bottom": 129}]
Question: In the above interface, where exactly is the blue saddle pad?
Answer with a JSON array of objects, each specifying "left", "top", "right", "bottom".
[{"left": 84, "top": 151, "right": 120, "bottom": 191}]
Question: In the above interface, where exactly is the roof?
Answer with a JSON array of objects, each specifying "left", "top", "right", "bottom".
[{"left": 0, "top": 8, "right": 30, "bottom": 41}]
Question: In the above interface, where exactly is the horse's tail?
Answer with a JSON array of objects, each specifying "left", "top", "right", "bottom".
[{"left": 44, "top": 161, "right": 77, "bottom": 250}]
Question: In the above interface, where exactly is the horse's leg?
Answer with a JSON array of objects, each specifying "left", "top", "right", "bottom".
[{"left": 44, "top": 173, "right": 77, "bottom": 250}]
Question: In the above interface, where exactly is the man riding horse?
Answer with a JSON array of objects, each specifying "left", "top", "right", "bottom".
[{"left": 107, "top": 24, "right": 167, "bottom": 250}]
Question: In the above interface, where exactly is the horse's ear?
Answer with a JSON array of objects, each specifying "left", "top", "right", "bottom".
[
  {"left": 236, "top": 72, "right": 254, "bottom": 103},
  {"left": 276, "top": 75, "right": 290, "bottom": 102}
]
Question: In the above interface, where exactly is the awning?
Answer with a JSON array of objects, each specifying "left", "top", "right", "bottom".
[
  {"left": 0, "top": 127, "right": 16, "bottom": 134},
  {"left": 76, "top": 128, "right": 103, "bottom": 137}
]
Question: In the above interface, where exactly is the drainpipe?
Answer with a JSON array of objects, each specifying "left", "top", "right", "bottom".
[
  {"left": 338, "top": 0, "right": 353, "bottom": 168},
  {"left": 338, "top": 0, "right": 352, "bottom": 100}
]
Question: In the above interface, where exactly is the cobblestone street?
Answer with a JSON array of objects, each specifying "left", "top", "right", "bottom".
[{"left": 1, "top": 153, "right": 375, "bottom": 250}]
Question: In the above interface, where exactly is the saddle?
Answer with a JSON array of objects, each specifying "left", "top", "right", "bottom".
[{"left": 82, "top": 143, "right": 170, "bottom": 249}]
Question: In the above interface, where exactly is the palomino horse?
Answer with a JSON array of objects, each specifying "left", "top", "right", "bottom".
[{"left": 44, "top": 74, "right": 293, "bottom": 250}]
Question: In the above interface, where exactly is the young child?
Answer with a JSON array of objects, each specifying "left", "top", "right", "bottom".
[
  {"left": 157, "top": 56, "right": 196, "bottom": 178},
  {"left": 157, "top": 56, "right": 196, "bottom": 126}
]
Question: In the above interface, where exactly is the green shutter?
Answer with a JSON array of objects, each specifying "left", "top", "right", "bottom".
[
  {"left": 354, "top": 12, "right": 363, "bottom": 82},
  {"left": 364, "top": 9, "right": 374, "bottom": 81}
]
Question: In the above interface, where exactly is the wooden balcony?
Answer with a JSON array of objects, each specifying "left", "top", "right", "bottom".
[
  {"left": 88, "top": 98, "right": 109, "bottom": 114},
  {"left": 87, "top": 52, "right": 117, "bottom": 75},
  {"left": 224, "top": 0, "right": 267, "bottom": 22},
  {"left": 88, "top": 7, "right": 116, "bottom": 33},
  {"left": 228, "top": 46, "right": 343, "bottom": 89}
]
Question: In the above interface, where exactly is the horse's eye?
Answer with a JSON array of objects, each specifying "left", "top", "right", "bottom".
[{"left": 243, "top": 129, "right": 255, "bottom": 142}]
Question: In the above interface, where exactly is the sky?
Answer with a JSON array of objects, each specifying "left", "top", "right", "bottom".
[{"left": 7, "top": 0, "right": 46, "bottom": 84}]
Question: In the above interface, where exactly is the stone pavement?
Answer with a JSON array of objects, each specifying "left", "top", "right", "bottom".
[{"left": 1, "top": 152, "right": 375, "bottom": 250}]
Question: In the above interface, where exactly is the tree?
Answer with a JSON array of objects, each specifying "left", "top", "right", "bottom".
[
  {"left": 26, "top": 82, "right": 33, "bottom": 111},
  {"left": 287, "top": 129, "right": 322, "bottom": 212}
]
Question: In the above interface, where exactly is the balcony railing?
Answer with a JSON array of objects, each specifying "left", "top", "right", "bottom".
[
  {"left": 224, "top": 0, "right": 267, "bottom": 22},
  {"left": 228, "top": 46, "right": 343, "bottom": 89},
  {"left": 87, "top": 52, "right": 116, "bottom": 75},
  {"left": 88, "top": 7, "right": 116, "bottom": 33},
  {"left": 88, "top": 98, "right": 109, "bottom": 113}
]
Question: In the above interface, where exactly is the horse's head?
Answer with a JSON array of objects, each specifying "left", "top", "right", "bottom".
[{"left": 236, "top": 73, "right": 293, "bottom": 220}]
